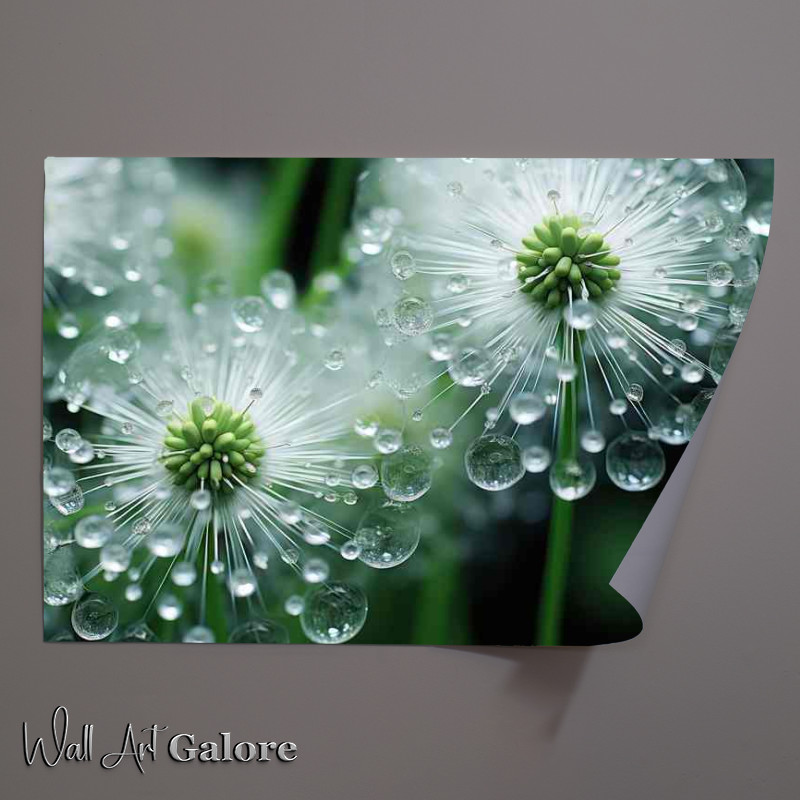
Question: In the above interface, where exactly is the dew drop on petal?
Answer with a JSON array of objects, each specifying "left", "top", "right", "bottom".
[
  {"left": 340, "top": 540, "right": 362, "bottom": 560},
  {"left": 300, "top": 582, "right": 368, "bottom": 644},
  {"left": 374, "top": 427, "right": 403, "bottom": 454},
  {"left": 50, "top": 485, "right": 84, "bottom": 515},
  {"left": 522, "top": 445, "right": 551, "bottom": 473},
  {"left": 55, "top": 428, "right": 83, "bottom": 454},
  {"left": 190, "top": 489, "right": 211, "bottom": 510},
  {"left": 549, "top": 457, "right": 597, "bottom": 501},
  {"left": 324, "top": 349, "right": 346, "bottom": 370},
  {"left": 124, "top": 583, "right": 143, "bottom": 602},
  {"left": 448, "top": 348, "right": 493, "bottom": 387},
  {"left": 183, "top": 625, "right": 215, "bottom": 643},
  {"left": 229, "top": 619, "right": 289, "bottom": 643},
  {"left": 302, "top": 558, "right": 330, "bottom": 584},
  {"left": 563, "top": 300, "right": 599, "bottom": 330},
  {"left": 429, "top": 426, "right": 453, "bottom": 449},
  {"left": 680, "top": 362, "right": 705, "bottom": 384},
  {"left": 465, "top": 435, "right": 525, "bottom": 492},
  {"left": 74, "top": 515, "right": 114, "bottom": 548},
  {"left": 707, "top": 261, "right": 733, "bottom": 287},
  {"left": 155, "top": 399, "right": 174, "bottom": 418},
  {"left": 157, "top": 594, "right": 183, "bottom": 621},
  {"left": 57, "top": 312, "right": 81, "bottom": 340},
  {"left": 509, "top": 392, "right": 547, "bottom": 425},
  {"left": 169, "top": 561, "right": 197, "bottom": 587},
  {"left": 351, "top": 463, "right": 379, "bottom": 489},
  {"left": 390, "top": 250, "right": 416, "bottom": 280},
  {"left": 285, "top": 595, "right": 305, "bottom": 616},
  {"left": 393, "top": 295, "right": 434, "bottom": 336},
  {"left": 606, "top": 431, "right": 666, "bottom": 492},
  {"left": 580, "top": 430, "right": 606, "bottom": 453},
  {"left": 228, "top": 567, "right": 257, "bottom": 597},
  {"left": 380, "top": 445, "right": 433, "bottom": 502},
  {"left": 261, "top": 270, "right": 296, "bottom": 310},
  {"left": 626, "top": 383, "right": 644, "bottom": 402},
  {"left": 43, "top": 467, "right": 76, "bottom": 497},
  {"left": 71, "top": 593, "right": 118, "bottom": 641},
  {"left": 356, "top": 503, "right": 421, "bottom": 568},
  {"left": 100, "top": 543, "right": 130, "bottom": 573},
  {"left": 232, "top": 296, "right": 269, "bottom": 333}
]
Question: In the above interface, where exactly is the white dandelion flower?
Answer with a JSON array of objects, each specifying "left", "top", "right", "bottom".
[
  {"left": 43, "top": 297, "right": 429, "bottom": 643},
  {"left": 352, "top": 158, "right": 766, "bottom": 498}
]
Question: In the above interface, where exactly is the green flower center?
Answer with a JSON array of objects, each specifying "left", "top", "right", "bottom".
[
  {"left": 516, "top": 212, "right": 622, "bottom": 308},
  {"left": 161, "top": 397, "right": 264, "bottom": 494}
]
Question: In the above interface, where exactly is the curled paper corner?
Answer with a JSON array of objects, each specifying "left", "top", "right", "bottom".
[{"left": 610, "top": 380, "right": 718, "bottom": 621}]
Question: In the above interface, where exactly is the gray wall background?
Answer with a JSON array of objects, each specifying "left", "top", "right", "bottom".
[{"left": 1, "top": 1, "right": 798, "bottom": 797}]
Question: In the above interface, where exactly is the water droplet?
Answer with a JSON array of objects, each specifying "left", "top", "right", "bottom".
[
  {"left": 340, "top": 540, "right": 362, "bottom": 560},
  {"left": 680, "top": 362, "right": 705, "bottom": 383},
  {"left": 261, "top": 270, "right": 296, "bottom": 310},
  {"left": 121, "top": 422, "right": 134, "bottom": 435},
  {"left": 391, "top": 250, "right": 416, "bottom": 280},
  {"left": 380, "top": 445, "right": 433, "bottom": 502},
  {"left": 557, "top": 361, "right": 578, "bottom": 382},
  {"left": 351, "top": 463, "right": 379, "bottom": 489},
  {"left": 447, "top": 181, "right": 463, "bottom": 197},
  {"left": 606, "top": 431, "right": 666, "bottom": 491},
  {"left": 609, "top": 398, "right": 628, "bottom": 416},
  {"left": 355, "top": 503, "right": 421, "bottom": 568},
  {"left": 277, "top": 500, "right": 302, "bottom": 525},
  {"left": 229, "top": 619, "right": 289, "bottom": 643},
  {"left": 43, "top": 467, "right": 76, "bottom": 497},
  {"left": 522, "top": 445, "right": 551, "bottom": 473},
  {"left": 100, "top": 543, "right": 130, "bottom": 573},
  {"left": 324, "top": 349, "right": 346, "bottom": 370},
  {"left": 170, "top": 561, "right": 197, "bottom": 587},
  {"left": 155, "top": 399, "right": 174, "bottom": 418},
  {"left": 547, "top": 189, "right": 561, "bottom": 202},
  {"left": 50, "top": 485, "right": 84, "bottom": 515},
  {"left": 57, "top": 312, "right": 81, "bottom": 340},
  {"left": 183, "top": 625, "right": 215, "bottom": 643},
  {"left": 448, "top": 347, "right": 493, "bottom": 387},
  {"left": 509, "top": 392, "right": 547, "bottom": 425},
  {"left": 300, "top": 582, "right": 368, "bottom": 644},
  {"left": 429, "top": 332, "right": 455, "bottom": 361},
  {"left": 74, "top": 515, "right": 113, "bottom": 548},
  {"left": 124, "top": 583, "right": 143, "bottom": 602},
  {"left": 580, "top": 430, "right": 606, "bottom": 453},
  {"left": 447, "top": 273, "right": 469, "bottom": 294},
  {"left": 302, "top": 558, "right": 330, "bottom": 584},
  {"left": 429, "top": 426, "right": 453, "bottom": 449},
  {"left": 393, "top": 295, "right": 434, "bottom": 336},
  {"left": 707, "top": 261, "right": 733, "bottom": 287},
  {"left": 69, "top": 440, "right": 95, "bottom": 464},
  {"left": 374, "top": 427, "right": 403, "bottom": 455},
  {"left": 190, "top": 489, "right": 211, "bottom": 510},
  {"left": 71, "top": 593, "right": 118, "bottom": 640},
  {"left": 157, "top": 594, "right": 183, "bottom": 620},
  {"left": 563, "top": 300, "right": 599, "bottom": 330},
  {"left": 55, "top": 428, "right": 82, "bottom": 454},
  {"left": 43, "top": 548, "right": 83, "bottom": 606},
  {"left": 626, "top": 383, "right": 644, "bottom": 402},
  {"left": 132, "top": 516, "right": 152, "bottom": 536},
  {"left": 105, "top": 329, "right": 140, "bottom": 364},
  {"left": 232, "top": 296, "right": 269, "bottom": 333},
  {"left": 228, "top": 567, "right": 257, "bottom": 597},
  {"left": 549, "top": 458, "right": 597, "bottom": 501},
  {"left": 253, "top": 550, "right": 269, "bottom": 569},
  {"left": 465, "top": 435, "right": 525, "bottom": 491},
  {"left": 285, "top": 595, "right": 305, "bottom": 616}
]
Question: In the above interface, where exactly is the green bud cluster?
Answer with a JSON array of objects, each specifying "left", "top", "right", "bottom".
[
  {"left": 161, "top": 397, "right": 264, "bottom": 493},
  {"left": 516, "top": 213, "right": 621, "bottom": 308}
]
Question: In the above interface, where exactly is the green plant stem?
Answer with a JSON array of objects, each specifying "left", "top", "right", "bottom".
[
  {"left": 536, "top": 329, "right": 581, "bottom": 645},
  {"left": 237, "top": 158, "right": 313, "bottom": 295},
  {"left": 309, "top": 159, "right": 360, "bottom": 277}
]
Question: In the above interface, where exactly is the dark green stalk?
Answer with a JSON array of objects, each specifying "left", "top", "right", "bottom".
[
  {"left": 536, "top": 328, "right": 581, "bottom": 645},
  {"left": 236, "top": 158, "right": 313, "bottom": 295},
  {"left": 308, "top": 159, "right": 360, "bottom": 277}
]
